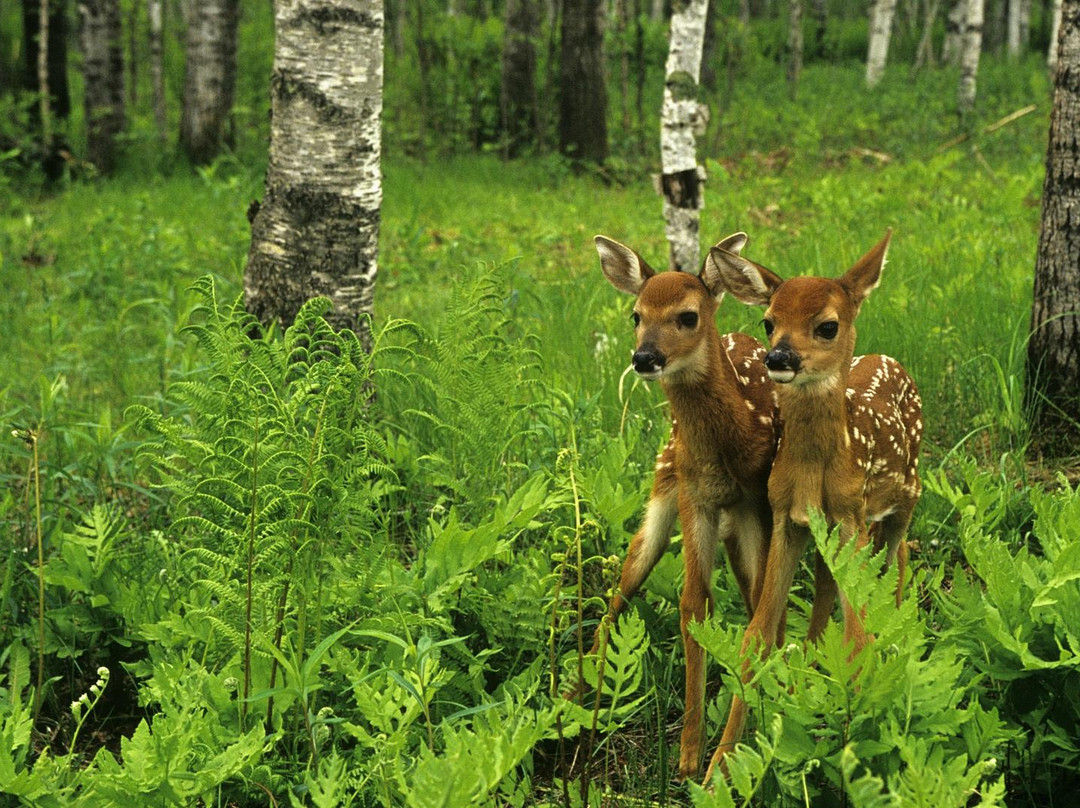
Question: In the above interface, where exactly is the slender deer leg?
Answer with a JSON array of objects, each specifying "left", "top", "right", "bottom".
[
  {"left": 565, "top": 467, "right": 678, "bottom": 700},
  {"left": 704, "top": 517, "right": 808, "bottom": 783},
  {"left": 807, "top": 551, "right": 838, "bottom": 643},
  {"left": 597, "top": 478, "right": 679, "bottom": 643},
  {"left": 678, "top": 494, "right": 720, "bottom": 778},
  {"left": 874, "top": 508, "right": 914, "bottom": 607}
]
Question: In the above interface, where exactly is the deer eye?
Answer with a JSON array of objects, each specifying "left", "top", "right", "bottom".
[
  {"left": 677, "top": 311, "right": 698, "bottom": 329},
  {"left": 762, "top": 319, "right": 774, "bottom": 338},
  {"left": 815, "top": 321, "right": 839, "bottom": 339},
  {"left": 631, "top": 311, "right": 641, "bottom": 327}
]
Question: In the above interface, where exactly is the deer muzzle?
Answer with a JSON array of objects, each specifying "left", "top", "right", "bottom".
[
  {"left": 632, "top": 344, "right": 666, "bottom": 379},
  {"left": 764, "top": 345, "right": 800, "bottom": 384}
]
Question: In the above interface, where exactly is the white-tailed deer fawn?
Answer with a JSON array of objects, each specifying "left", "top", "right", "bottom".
[
  {"left": 586, "top": 233, "right": 781, "bottom": 778},
  {"left": 704, "top": 230, "right": 922, "bottom": 780}
]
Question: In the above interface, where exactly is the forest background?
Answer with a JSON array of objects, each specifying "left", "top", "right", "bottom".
[{"left": 1, "top": 1, "right": 1079, "bottom": 806}]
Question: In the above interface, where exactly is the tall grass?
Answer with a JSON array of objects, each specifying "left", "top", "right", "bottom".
[{"left": 0, "top": 55, "right": 1070, "bottom": 806}]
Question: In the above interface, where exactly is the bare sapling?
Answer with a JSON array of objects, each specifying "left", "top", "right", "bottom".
[{"left": 704, "top": 230, "right": 922, "bottom": 781}]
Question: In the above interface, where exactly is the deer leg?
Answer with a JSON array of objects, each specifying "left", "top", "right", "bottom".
[
  {"left": 873, "top": 508, "right": 914, "bottom": 607},
  {"left": 705, "top": 517, "right": 808, "bottom": 783},
  {"left": 807, "top": 551, "right": 838, "bottom": 643},
  {"left": 678, "top": 496, "right": 720, "bottom": 779},
  {"left": 565, "top": 472, "right": 678, "bottom": 700},
  {"left": 719, "top": 498, "right": 770, "bottom": 618},
  {"left": 838, "top": 520, "right": 873, "bottom": 653}
]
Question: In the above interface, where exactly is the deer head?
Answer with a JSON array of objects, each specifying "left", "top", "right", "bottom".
[
  {"left": 595, "top": 232, "right": 749, "bottom": 382},
  {"left": 707, "top": 230, "right": 891, "bottom": 389}
]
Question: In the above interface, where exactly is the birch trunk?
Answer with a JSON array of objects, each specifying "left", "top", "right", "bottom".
[
  {"left": 659, "top": 0, "right": 709, "bottom": 273},
  {"left": 79, "top": 0, "right": 125, "bottom": 174},
  {"left": 865, "top": 0, "right": 899, "bottom": 87},
  {"left": 244, "top": 0, "right": 384, "bottom": 349},
  {"left": 1050, "top": 0, "right": 1064, "bottom": 69},
  {"left": 1007, "top": 0, "right": 1021, "bottom": 55},
  {"left": 180, "top": 0, "right": 239, "bottom": 164},
  {"left": 38, "top": 0, "right": 51, "bottom": 145},
  {"left": 943, "top": 0, "right": 966, "bottom": 63},
  {"left": 1029, "top": 0, "right": 1080, "bottom": 450},
  {"left": 957, "top": 0, "right": 984, "bottom": 115},
  {"left": 787, "top": 0, "right": 803, "bottom": 97},
  {"left": 149, "top": 0, "right": 167, "bottom": 144}
]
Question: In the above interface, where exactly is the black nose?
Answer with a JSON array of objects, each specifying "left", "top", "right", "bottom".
[
  {"left": 632, "top": 348, "right": 665, "bottom": 373},
  {"left": 765, "top": 347, "right": 799, "bottom": 372}
]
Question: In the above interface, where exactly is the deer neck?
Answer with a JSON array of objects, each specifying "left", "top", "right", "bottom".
[
  {"left": 773, "top": 369, "right": 854, "bottom": 525},
  {"left": 660, "top": 329, "right": 743, "bottom": 459}
]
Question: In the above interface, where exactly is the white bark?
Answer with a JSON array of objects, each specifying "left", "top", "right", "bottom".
[
  {"left": 180, "top": 0, "right": 239, "bottom": 164},
  {"left": 865, "top": 0, "right": 899, "bottom": 87},
  {"left": 1050, "top": 0, "right": 1064, "bottom": 69},
  {"left": 787, "top": 0, "right": 803, "bottom": 95},
  {"left": 149, "top": 0, "right": 167, "bottom": 144},
  {"left": 244, "top": 0, "right": 384, "bottom": 344},
  {"left": 1006, "top": 0, "right": 1023, "bottom": 55},
  {"left": 660, "top": 0, "right": 709, "bottom": 273},
  {"left": 943, "top": 0, "right": 965, "bottom": 64},
  {"left": 957, "top": 0, "right": 984, "bottom": 115}
]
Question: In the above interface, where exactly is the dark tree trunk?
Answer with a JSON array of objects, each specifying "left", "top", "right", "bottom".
[
  {"left": 180, "top": 0, "right": 239, "bottom": 164},
  {"left": 1028, "top": 0, "right": 1080, "bottom": 452},
  {"left": 558, "top": 0, "right": 607, "bottom": 164},
  {"left": 501, "top": 0, "right": 540, "bottom": 157},
  {"left": 22, "top": 0, "right": 71, "bottom": 120},
  {"left": 79, "top": 0, "right": 125, "bottom": 174},
  {"left": 244, "top": 0, "right": 384, "bottom": 349}
]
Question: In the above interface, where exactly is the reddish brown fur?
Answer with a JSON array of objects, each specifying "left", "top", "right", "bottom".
[
  {"left": 585, "top": 234, "right": 781, "bottom": 778},
  {"left": 705, "top": 231, "right": 922, "bottom": 782}
]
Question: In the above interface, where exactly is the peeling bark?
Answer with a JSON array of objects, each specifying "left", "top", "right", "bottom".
[
  {"left": 244, "top": 0, "right": 383, "bottom": 349},
  {"left": 1029, "top": 0, "right": 1080, "bottom": 450},
  {"left": 660, "top": 0, "right": 708, "bottom": 273}
]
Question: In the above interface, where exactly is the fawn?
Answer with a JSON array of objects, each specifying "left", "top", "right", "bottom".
[
  {"left": 703, "top": 230, "right": 922, "bottom": 780},
  {"left": 586, "top": 232, "right": 782, "bottom": 778}
]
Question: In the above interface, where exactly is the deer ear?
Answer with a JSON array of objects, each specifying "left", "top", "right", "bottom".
[
  {"left": 706, "top": 246, "right": 782, "bottom": 307},
  {"left": 698, "top": 232, "right": 748, "bottom": 299},
  {"left": 841, "top": 229, "right": 891, "bottom": 312},
  {"left": 595, "top": 236, "right": 655, "bottom": 295}
]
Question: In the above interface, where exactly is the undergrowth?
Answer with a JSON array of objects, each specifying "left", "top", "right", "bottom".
[{"left": 0, "top": 52, "right": 1075, "bottom": 807}]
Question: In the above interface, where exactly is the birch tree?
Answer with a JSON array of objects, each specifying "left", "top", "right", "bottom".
[
  {"left": 1029, "top": 0, "right": 1080, "bottom": 450},
  {"left": 957, "top": 0, "right": 984, "bottom": 115},
  {"left": 787, "top": 0, "right": 803, "bottom": 97},
  {"left": 79, "top": 0, "right": 125, "bottom": 174},
  {"left": 180, "top": 0, "right": 239, "bottom": 164},
  {"left": 149, "top": 0, "right": 167, "bottom": 144},
  {"left": 943, "top": 0, "right": 965, "bottom": 63},
  {"left": 866, "top": 0, "right": 899, "bottom": 87},
  {"left": 1007, "top": 0, "right": 1027, "bottom": 56},
  {"left": 659, "top": 0, "right": 709, "bottom": 272},
  {"left": 1050, "top": 0, "right": 1064, "bottom": 69},
  {"left": 244, "top": 0, "right": 384, "bottom": 348}
]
